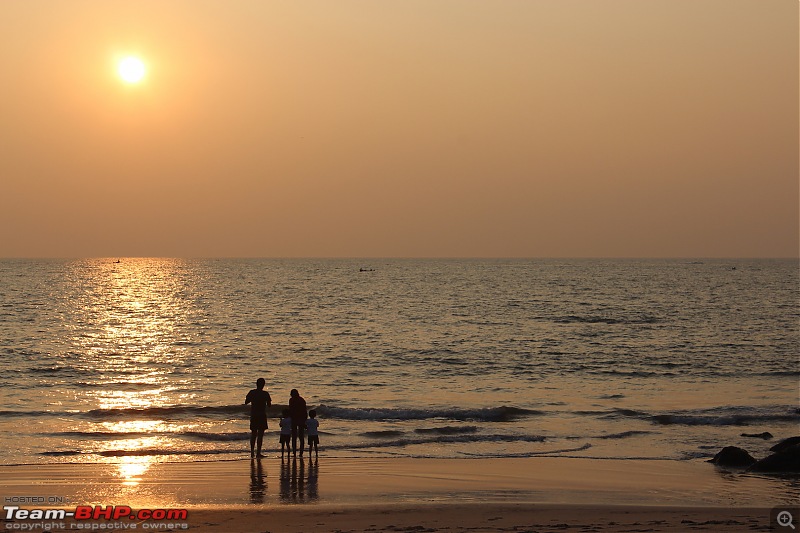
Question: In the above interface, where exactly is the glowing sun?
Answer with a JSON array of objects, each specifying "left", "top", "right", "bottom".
[{"left": 118, "top": 56, "right": 146, "bottom": 83}]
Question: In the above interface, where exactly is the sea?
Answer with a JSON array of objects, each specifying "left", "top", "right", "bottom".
[{"left": 1, "top": 258, "right": 797, "bottom": 474}]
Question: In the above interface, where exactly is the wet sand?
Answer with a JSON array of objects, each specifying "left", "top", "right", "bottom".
[{"left": 0, "top": 457, "right": 792, "bottom": 532}]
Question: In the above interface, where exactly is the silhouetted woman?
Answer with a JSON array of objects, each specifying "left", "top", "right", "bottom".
[{"left": 288, "top": 388, "right": 308, "bottom": 456}]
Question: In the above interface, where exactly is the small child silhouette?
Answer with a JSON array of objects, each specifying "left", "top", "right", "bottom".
[
  {"left": 306, "top": 409, "right": 320, "bottom": 457},
  {"left": 279, "top": 408, "right": 292, "bottom": 457}
]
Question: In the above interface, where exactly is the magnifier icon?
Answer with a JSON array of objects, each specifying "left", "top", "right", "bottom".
[{"left": 778, "top": 511, "right": 796, "bottom": 529}]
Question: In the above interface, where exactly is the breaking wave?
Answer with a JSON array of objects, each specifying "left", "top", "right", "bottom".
[
  {"left": 315, "top": 405, "right": 541, "bottom": 422},
  {"left": 587, "top": 405, "right": 800, "bottom": 427}
]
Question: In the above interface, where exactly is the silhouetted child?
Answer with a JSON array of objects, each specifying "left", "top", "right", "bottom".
[
  {"left": 279, "top": 408, "right": 292, "bottom": 457},
  {"left": 306, "top": 409, "right": 320, "bottom": 456}
]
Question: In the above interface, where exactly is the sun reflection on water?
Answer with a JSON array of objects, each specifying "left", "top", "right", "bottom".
[
  {"left": 117, "top": 455, "right": 155, "bottom": 486},
  {"left": 100, "top": 419, "right": 164, "bottom": 434},
  {"left": 55, "top": 259, "right": 212, "bottom": 478},
  {"left": 94, "top": 433, "right": 164, "bottom": 485},
  {"left": 61, "top": 258, "right": 204, "bottom": 404},
  {"left": 92, "top": 388, "right": 178, "bottom": 410},
  {"left": 68, "top": 258, "right": 196, "bottom": 374}
]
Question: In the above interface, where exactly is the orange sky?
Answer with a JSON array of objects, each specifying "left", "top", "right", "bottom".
[{"left": 1, "top": 1, "right": 797, "bottom": 258}]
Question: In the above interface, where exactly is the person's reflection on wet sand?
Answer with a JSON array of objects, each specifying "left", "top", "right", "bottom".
[
  {"left": 279, "top": 456, "right": 302, "bottom": 502},
  {"left": 279, "top": 456, "right": 318, "bottom": 503},
  {"left": 307, "top": 456, "right": 319, "bottom": 501},
  {"left": 249, "top": 458, "right": 266, "bottom": 503},
  {"left": 279, "top": 457, "right": 290, "bottom": 501}
]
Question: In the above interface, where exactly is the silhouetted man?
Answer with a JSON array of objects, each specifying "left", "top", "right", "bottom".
[
  {"left": 288, "top": 388, "right": 307, "bottom": 456},
  {"left": 245, "top": 378, "right": 272, "bottom": 458}
]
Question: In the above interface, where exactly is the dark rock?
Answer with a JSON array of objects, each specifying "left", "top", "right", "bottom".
[
  {"left": 749, "top": 444, "right": 800, "bottom": 473},
  {"left": 750, "top": 447, "right": 800, "bottom": 473},
  {"left": 740, "top": 432, "right": 773, "bottom": 440},
  {"left": 770, "top": 436, "right": 800, "bottom": 453},
  {"left": 708, "top": 446, "right": 756, "bottom": 467}
]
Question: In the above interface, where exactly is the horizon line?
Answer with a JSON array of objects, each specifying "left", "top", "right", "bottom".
[{"left": 1, "top": 256, "right": 798, "bottom": 261}]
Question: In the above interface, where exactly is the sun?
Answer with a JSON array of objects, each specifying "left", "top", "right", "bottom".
[{"left": 118, "top": 56, "right": 146, "bottom": 84}]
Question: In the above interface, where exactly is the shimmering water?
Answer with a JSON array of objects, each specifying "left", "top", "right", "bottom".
[{"left": 0, "top": 259, "right": 797, "bottom": 477}]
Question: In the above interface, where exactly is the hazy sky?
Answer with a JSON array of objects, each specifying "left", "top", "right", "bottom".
[{"left": 1, "top": 1, "right": 797, "bottom": 258}]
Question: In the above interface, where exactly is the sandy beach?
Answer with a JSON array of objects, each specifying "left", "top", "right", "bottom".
[
  {"left": 1, "top": 457, "right": 794, "bottom": 532},
  {"left": 183, "top": 505, "right": 777, "bottom": 532}
]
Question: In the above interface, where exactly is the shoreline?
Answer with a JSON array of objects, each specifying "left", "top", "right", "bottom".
[{"left": 1, "top": 457, "right": 796, "bottom": 531}]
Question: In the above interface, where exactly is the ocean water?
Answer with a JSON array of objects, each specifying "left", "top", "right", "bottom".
[{"left": 0, "top": 259, "right": 797, "bottom": 474}]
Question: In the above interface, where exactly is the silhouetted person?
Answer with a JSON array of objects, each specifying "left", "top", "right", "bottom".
[
  {"left": 245, "top": 378, "right": 272, "bottom": 458},
  {"left": 289, "top": 388, "right": 307, "bottom": 456},
  {"left": 306, "top": 409, "right": 320, "bottom": 457},
  {"left": 279, "top": 408, "right": 292, "bottom": 456}
]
